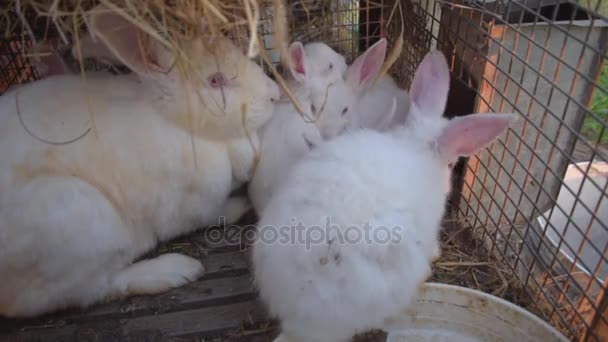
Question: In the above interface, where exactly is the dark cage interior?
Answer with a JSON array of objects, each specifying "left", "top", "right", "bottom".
[{"left": 0, "top": 0, "right": 607, "bottom": 341}]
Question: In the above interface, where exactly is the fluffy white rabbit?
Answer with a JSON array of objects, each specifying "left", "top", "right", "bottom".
[
  {"left": 248, "top": 39, "right": 388, "bottom": 215},
  {"left": 251, "top": 50, "right": 516, "bottom": 342},
  {"left": 285, "top": 41, "right": 347, "bottom": 94},
  {"left": 0, "top": 4, "right": 280, "bottom": 318},
  {"left": 303, "top": 41, "right": 410, "bottom": 132}
]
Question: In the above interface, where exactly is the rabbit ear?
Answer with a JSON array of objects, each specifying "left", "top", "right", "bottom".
[
  {"left": 436, "top": 113, "right": 517, "bottom": 159},
  {"left": 72, "top": 32, "right": 122, "bottom": 65},
  {"left": 89, "top": 4, "right": 172, "bottom": 76},
  {"left": 409, "top": 50, "right": 450, "bottom": 119},
  {"left": 345, "top": 38, "right": 387, "bottom": 93},
  {"left": 288, "top": 41, "right": 307, "bottom": 83},
  {"left": 30, "top": 42, "right": 70, "bottom": 77}
]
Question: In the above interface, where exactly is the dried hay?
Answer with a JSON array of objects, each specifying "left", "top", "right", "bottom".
[
  {"left": 1, "top": 0, "right": 296, "bottom": 93},
  {"left": 446, "top": 215, "right": 591, "bottom": 340},
  {"left": 0, "top": 0, "right": 430, "bottom": 102}
]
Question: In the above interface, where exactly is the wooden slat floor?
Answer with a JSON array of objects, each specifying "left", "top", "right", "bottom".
[
  {"left": 0, "top": 211, "right": 280, "bottom": 342},
  {"left": 0, "top": 206, "right": 389, "bottom": 342}
]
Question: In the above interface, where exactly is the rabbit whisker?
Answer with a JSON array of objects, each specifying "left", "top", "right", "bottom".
[{"left": 317, "top": 82, "right": 333, "bottom": 119}]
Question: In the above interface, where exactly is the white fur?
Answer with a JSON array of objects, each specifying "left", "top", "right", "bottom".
[
  {"left": 358, "top": 75, "right": 411, "bottom": 131},
  {"left": 0, "top": 5, "right": 279, "bottom": 318},
  {"left": 301, "top": 42, "right": 347, "bottom": 93},
  {"left": 248, "top": 42, "right": 350, "bottom": 215},
  {"left": 248, "top": 40, "right": 388, "bottom": 215},
  {"left": 251, "top": 50, "right": 516, "bottom": 342},
  {"left": 304, "top": 43, "right": 410, "bottom": 132},
  {"left": 248, "top": 86, "right": 322, "bottom": 215}
]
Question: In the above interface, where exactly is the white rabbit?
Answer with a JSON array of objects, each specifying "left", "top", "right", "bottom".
[
  {"left": 251, "top": 50, "right": 516, "bottom": 342},
  {"left": 0, "top": 4, "right": 280, "bottom": 318},
  {"left": 284, "top": 41, "right": 347, "bottom": 94},
  {"left": 248, "top": 39, "right": 388, "bottom": 215},
  {"left": 302, "top": 41, "right": 410, "bottom": 132}
]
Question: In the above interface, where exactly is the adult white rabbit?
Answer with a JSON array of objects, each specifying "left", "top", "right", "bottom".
[
  {"left": 252, "top": 50, "right": 516, "bottom": 342},
  {"left": 0, "top": 4, "right": 280, "bottom": 318},
  {"left": 248, "top": 39, "right": 388, "bottom": 215}
]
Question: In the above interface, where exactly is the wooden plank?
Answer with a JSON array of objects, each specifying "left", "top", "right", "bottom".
[
  {"left": 76, "top": 274, "right": 255, "bottom": 319},
  {"left": 121, "top": 300, "right": 267, "bottom": 337},
  {"left": 204, "top": 251, "right": 250, "bottom": 275},
  {"left": 2, "top": 301, "right": 269, "bottom": 342},
  {"left": 0, "top": 251, "right": 252, "bottom": 333}
]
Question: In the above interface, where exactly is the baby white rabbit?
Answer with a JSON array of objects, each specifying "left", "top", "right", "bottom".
[
  {"left": 0, "top": 4, "right": 279, "bottom": 318},
  {"left": 248, "top": 39, "right": 388, "bottom": 215},
  {"left": 304, "top": 42, "right": 410, "bottom": 132},
  {"left": 286, "top": 41, "right": 348, "bottom": 94},
  {"left": 252, "top": 50, "right": 516, "bottom": 342},
  {"left": 314, "top": 38, "right": 389, "bottom": 139}
]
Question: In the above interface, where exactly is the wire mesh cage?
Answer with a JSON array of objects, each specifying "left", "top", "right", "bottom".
[
  {"left": 421, "top": 1, "right": 608, "bottom": 341},
  {"left": 263, "top": 0, "right": 608, "bottom": 340},
  {"left": 0, "top": 0, "right": 606, "bottom": 341},
  {"left": 262, "top": 2, "right": 608, "bottom": 338},
  {"left": 428, "top": 1, "right": 608, "bottom": 340}
]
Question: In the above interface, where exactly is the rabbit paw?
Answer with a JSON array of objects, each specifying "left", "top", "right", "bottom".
[{"left": 112, "top": 253, "right": 204, "bottom": 296}]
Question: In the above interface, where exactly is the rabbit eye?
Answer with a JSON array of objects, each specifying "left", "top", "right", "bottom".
[
  {"left": 341, "top": 107, "right": 349, "bottom": 116},
  {"left": 208, "top": 72, "right": 226, "bottom": 89},
  {"left": 328, "top": 63, "right": 333, "bottom": 70},
  {"left": 311, "top": 103, "right": 317, "bottom": 114}
]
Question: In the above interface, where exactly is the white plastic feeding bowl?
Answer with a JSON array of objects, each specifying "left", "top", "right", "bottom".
[{"left": 384, "top": 283, "right": 568, "bottom": 342}]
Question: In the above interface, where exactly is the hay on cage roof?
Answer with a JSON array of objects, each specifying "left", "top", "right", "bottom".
[{"left": 1, "top": 0, "right": 295, "bottom": 88}]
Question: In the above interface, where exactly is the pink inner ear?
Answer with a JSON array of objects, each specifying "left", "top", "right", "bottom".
[
  {"left": 437, "top": 113, "right": 516, "bottom": 158},
  {"left": 409, "top": 51, "right": 450, "bottom": 117},
  {"left": 30, "top": 43, "right": 69, "bottom": 77},
  {"left": 41, "top": 54, "right": 69, "bottom": 76},
  {"left": 290, "top": 44, "right": 305, "bottom": 75},
  {"left": 359, "top": 55, "right": 376, "bottom": 82},
  {"left": 91, "top": 4, "right": 162, "bottom": 75},
  {"left": 357, "top": 38, "right": 387, "bottom": 86}
]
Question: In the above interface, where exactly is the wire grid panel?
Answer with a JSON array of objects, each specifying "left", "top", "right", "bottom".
[
  {"left": 259, "top": 0, "right": 433, "bottom": 88},
  {"left": 0, "top": 34, "right": 115, "bottom": 96},
  {"left": 430, "top": 0, "right": 608, "bottom": 340},
  {"left": 0, "top": 37, "right": 39, "bottom": 94}
]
